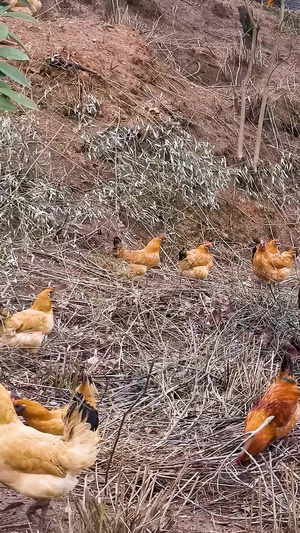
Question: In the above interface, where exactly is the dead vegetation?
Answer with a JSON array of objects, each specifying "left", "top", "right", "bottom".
[
  {"left": 1, "top": 111, "right": 300, "bottom": 530},
  {"left": 1, "top": 0, "right": 300, "bottom": 532}
]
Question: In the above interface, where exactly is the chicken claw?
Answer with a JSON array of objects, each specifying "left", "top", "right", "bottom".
[{"left": 26, "top": 499, "right": 50, "bottom": 530}]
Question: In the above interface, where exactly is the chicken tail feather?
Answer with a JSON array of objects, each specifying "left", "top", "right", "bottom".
[
  {"left": 76, "top": 372, "right": 98, "bottom": 409},
  {"left": 113, "top": 236, "right": 122, "bottom": 252},
  {"left": 62, "top": 392, "right": 99, "bottom": 473},
  {"left": 65, "top": 393, "right": 99, "bottom": 434},
  {"left": 178, "top": 248, "right": 187, "bottom": 261},
  {"left": 280, "top": 353, "right": 294, "bottom": 376}
]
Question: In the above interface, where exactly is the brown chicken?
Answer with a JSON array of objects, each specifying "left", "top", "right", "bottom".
[
  {"left": 252, "top": 238, "right": 296, "bottom": 283},
  {"left": 12, "top": 372, "right": 98, "bottom": 435},
  {"left": 237, "top": 354, "right": 299, "bottom": 464},
  {"left": 179, "top": 241, "right": 213, "bottom": 280},
  {"left": 0, "top": 288, "right": 54, "bottom": 354},
  {"left": 113, "top": 235, "right": 165, "bottom": 276},
  {"left": 252, "top": 238, "right": 280, "bottom": 261},
  {"left": 0, "top": 382, "right": 99, "bottom": 528}
]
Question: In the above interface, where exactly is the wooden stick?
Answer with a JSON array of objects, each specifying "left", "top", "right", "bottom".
[
  {"left": 237, "top": 1, "right": 259, "bottom": 160},
  {"left": 253, "top": 0, "right": 285, "bottom": 172}
]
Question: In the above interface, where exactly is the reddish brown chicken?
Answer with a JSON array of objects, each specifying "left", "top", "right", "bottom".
[{"left": 237, "top": 355, "right": 299, "bottom": 464}]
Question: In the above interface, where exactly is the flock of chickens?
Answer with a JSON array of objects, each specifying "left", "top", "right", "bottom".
[
  {"left": 0, "top": 234, "right": 298, "bottom": 527},
  {"left": 114, "top": 234, "right": 300, "bottom": 465},
  {"left": 114, "top": 234, "right": 296, "bottom": 283},
  {"left": 0, "top": 289, "right": 99, "bottom": 528},
  {"left": 0, "top": 0, "right": 293, "bottom": 528}
]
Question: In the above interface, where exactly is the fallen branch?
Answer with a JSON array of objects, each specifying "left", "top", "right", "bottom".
[{"left": 104, "top": 360, "right": 155, "bottom": 490}]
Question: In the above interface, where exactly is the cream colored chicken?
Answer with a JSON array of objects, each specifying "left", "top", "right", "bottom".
[
  {"left": 6, "top": 0, "right": 42, "bottom": 16},
  {"left": 179, "top": 241, "right": 213, "bottom": 279},
  {"left": 0, "top": 287, "right": 54, "bottom": 353},
  {"left": 0, "top": 382, "right": 99, "bottom": 529}
]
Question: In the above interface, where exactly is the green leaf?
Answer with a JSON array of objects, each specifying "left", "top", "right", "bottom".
[
  {"left": 0, "top": 94, "right": 15, "bottom": 111},
  {"left": 0, "top": 22, "right": 8, "bottom": 41},
  {"left": 0, "top": 6, "right": 9, "bottom": 14},
  {"left": 0, "top": 47, "right": 29, "bottom": 61},
  {"left": 0, "top": 87, "right": 35, "bottom": 109},
  {"left": 8, "top": 30, "right": 28, "bottom": 53},
  {"left": 0, "top": 80, "right": 9, "bottom": 88},
  {"left": 1, "top": 12, "right": 35, "bottom": 21},
  {"left": 19, "top": 0, "right": 31, "bottom": 8},
  {"left": 0, "top": 61, "right": 30, "bottom": 87}
]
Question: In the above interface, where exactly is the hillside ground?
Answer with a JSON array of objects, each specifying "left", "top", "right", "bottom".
[{"left": 0, "top": 0, "right": 300, "bottom": 532}]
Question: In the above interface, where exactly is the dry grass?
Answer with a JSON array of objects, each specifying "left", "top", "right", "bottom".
[
  {"left": 1, "top": 30, "right": 300, "bottom": 530},
  {"left": 83, "top": 121, "right": 230, "bottom": 228},
  {"left": 1, "top": 213, "right": 300, "bottom": 532}
]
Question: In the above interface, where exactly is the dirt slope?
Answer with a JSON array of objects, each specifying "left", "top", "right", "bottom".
[{"left": 5, "top": 0, "right": 299, "bottom": 246}]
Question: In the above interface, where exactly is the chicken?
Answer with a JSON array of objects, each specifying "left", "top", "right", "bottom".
[
  {"left": 0, "top": 287, "right": 54, "bottom": 354},
  {"left": 0, "top": 307, "right": 11, "bottom": 320},
  {"left": 113, "top": 235, "right": 165, "bottom": 276},
  {"left": 0, "top": 382, "right": 99, "bottom": 528},
  {"left": 252, "top": 238, "right": 280, "bottom": 261},
  {"left": 237, "top": 354, "right": 299, "bottom": 464},
  {"left": 12, "top": 371, "right": 98, "bottom": 436},
  {"left": 265, "top": 238, "right": 280, "bottom": 254},
  {"left": 5, "top": 0, "right": 42, "bottom": 16},
  {"left": 179, "top": 241, "right": 213, "bottom": 280},
  {"left": 123, "top": 263, "right": 148, "bottom": 277},
  {"left": 252, "top": 238, "right": 296, "bottom": 283}
]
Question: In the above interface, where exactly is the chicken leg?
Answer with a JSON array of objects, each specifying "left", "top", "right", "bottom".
[{"left": 26, "top": 499, "right": 50, "bottom": 530}]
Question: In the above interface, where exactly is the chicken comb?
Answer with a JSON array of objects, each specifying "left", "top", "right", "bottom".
[{"left": 204, "top": 241, "right": 213, "bottom": 247}]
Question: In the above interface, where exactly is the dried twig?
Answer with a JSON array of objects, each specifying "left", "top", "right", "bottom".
[{"left": 104, "top": 360, "right": 155, "bottom": 489}]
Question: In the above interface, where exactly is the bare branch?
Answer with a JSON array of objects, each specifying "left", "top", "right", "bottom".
[
  {"left": 104, "top": 360, "right": 155, "bottom": 490},
  {"left": 253, "top": 0, "right": 285, "bottom": 172}
]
